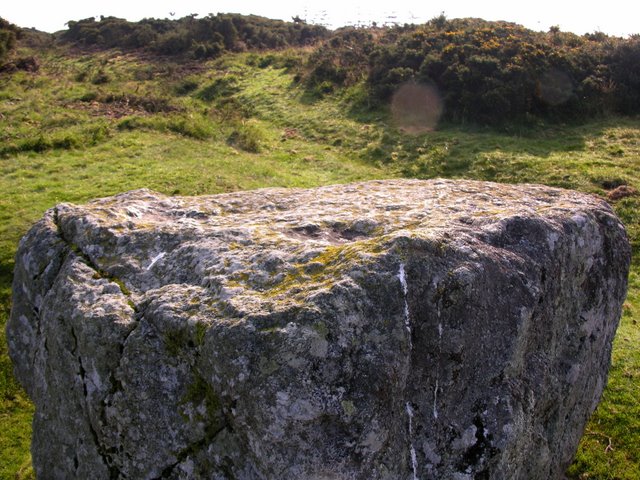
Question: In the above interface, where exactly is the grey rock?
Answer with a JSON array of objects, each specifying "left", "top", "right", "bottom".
[{"left": 7, "top": 179, "right": 630, "bottom": 479}]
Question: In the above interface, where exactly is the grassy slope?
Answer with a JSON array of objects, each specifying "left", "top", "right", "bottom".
[{"left": 0, "top": 47, "right": 638, "bottom": 479}]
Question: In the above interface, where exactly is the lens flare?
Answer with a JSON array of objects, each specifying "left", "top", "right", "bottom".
[
  {"left": 537, "top": 69, "right": 573, "bottom": 106},
  {"left": 391, "top": 82, "right": 443, "bottom": 134}
]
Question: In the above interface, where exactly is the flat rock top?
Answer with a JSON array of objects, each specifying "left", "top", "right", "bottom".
[
  {"left": 53, "top": 179, "right": 615, "bottom": 314},
  {"left": 60, "top": 178, "right": 598, "bottom": 235}
]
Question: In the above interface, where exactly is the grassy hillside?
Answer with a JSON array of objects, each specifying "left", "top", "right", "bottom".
[{"left": 0, "top": 41, "right": 639, "bottom": 479}]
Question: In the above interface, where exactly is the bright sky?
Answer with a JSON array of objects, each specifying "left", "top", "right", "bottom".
[{"left": 2, "top": 0, "right": 639, "bottom": 37}]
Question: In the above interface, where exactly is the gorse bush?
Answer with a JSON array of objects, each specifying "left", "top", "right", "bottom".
[
  {"left": 59, "top": 14, "right": 328, "bottom": 58},
  {"left": 607, "top": 38, "right": 640, "bottom": 114},
  {"left": 303, "top": 18, "right": 640, "bottom": 126},
  {"left": 304, "top": 27, "right": 375, "bottom": 89},
  {"left": 20, "top": 13, "right": 640, "bottom": 127},
  {"left": 154, "top": 29, "right": 192, "bottom": 55},
  {"left": 0, "top": 17, "right": 19, "bottom": 65}
]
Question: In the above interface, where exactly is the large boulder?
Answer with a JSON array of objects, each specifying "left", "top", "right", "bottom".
[{"left": 8, "top": 179, "right": 630, "bottom": 479}]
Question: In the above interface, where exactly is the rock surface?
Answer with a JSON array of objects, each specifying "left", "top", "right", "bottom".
[{"left": 8, "top": 179, "right": 630, "bottom": 480}]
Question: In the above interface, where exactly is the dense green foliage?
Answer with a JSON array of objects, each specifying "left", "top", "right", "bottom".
[
  {"left": 47, "top": 14, "right": 640, "bottom": 125},
  {"left": 59, "top": 14, "right": 328, "bottom": 58},
  {"left": 0, "top": 17, "right": 19, "bottom": 64},
  {"left": 306, "top": 18, "right": 640, "bottom": 126}
]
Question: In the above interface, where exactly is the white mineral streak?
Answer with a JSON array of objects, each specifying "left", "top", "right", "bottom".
[
  {"left": 398, "top": 263, "right": 412, "bottom": 348},
  {"left": 406, "top": 402, "right": 419, "bottom": 480},
  {"left": 433, "top": 379, "right": 439, "bottom": 420},
  {"left": 399, "top": 263, "right": 419, "bottom": 479},
  {"left": 434, "top": 301, "right": 442, "bottom": 420},
  {"left": 125, "top": 206, "right": 143, "bottom": 218},
  {"left": 147, "top": 252, "right": 166, "bottom": 270}
]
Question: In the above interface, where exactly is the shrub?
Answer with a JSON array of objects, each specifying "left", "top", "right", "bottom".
[
  {"left": 85, "top": 123, "right": 111, "bottom": 144},
  {"left": 227, "top": 120, "right": 265, "bottom": 152},
  {"left": 196, "top": 75, "right": 240, "bottom": 102},
  {"left": 0, "top": 123, "right": 111, "bottom": 157},
  {"left": 210, "top": 97, "right": 253, "bottom": 121},
  {"left": 154, "top": 30, "right": 191, "bottom": 55},
  {"left": 19, "top": 136, "right": 51, "bottom": 153},
  {"left": 305, "top": 80, "right": 336, "bottom": 98},
  {"left": 116, "top": 116, "right": 147, "bottom": 131},
  {"left": 56, "top": 14, "right": 329, "bottom": 58},
  {"left": 51, "top": 134, "right": 82, "bottom": 150},
  {"left": 91, "top": 69, "right": 111, "bottom": 85},
  {"left": 608, "top": 39, "right": 640, "bottom": 114},
  {"left": 0, "top": 17, "right": 18, "bottom": 65},
  {"left": 167, "top": 116, "right": 215, "bottom": 139},
  {"left": 174, "top": 79, "right": 199, "bottom": 95},
  {"left": 304, "top": 28, "right": 374, "bottom": 89},
  {"left": 133, "top": 65, "right": 156, "bottom": 81},
  {"left": 306, "top": 18, "right": 640, "bottom": 125},
  {"left": 193, "top": 41, "right": 223, "bottom": 59},
  {"left": 123, "top": 24, "right": 157, "bottom": 48}
]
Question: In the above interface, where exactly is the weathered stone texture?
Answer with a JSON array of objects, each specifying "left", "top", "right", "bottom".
[{"left": 7, "top": 179, "right": 630, "bottom": 479}]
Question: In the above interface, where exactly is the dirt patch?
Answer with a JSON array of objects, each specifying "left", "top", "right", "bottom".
[
  {"left": 68, "top": 93, "right": 180, "bottom": 119},
  {"left": 607, "top": 185, "right": 638, "bottom": 201},
  {"left": 69, "top": 100, "right": 148, "bottom": 119}
]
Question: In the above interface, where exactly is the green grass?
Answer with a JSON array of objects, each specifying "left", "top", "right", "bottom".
[{"left": 1, "top": 47, "right": 639, "bottom": 479}]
